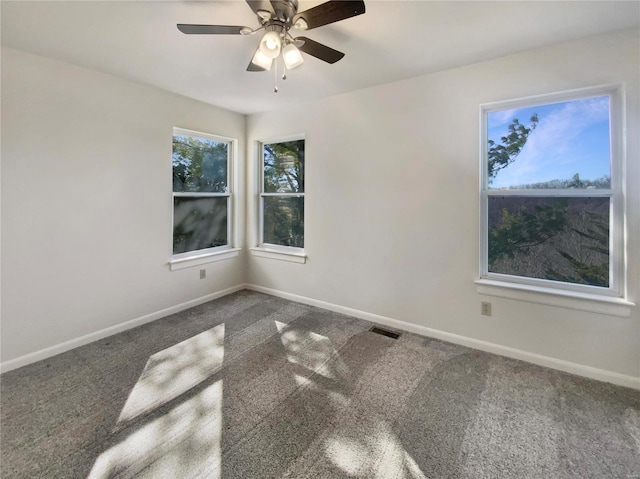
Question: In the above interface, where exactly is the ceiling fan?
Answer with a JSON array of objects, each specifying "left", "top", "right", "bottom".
[{"left": 177, "top": 0, "right": 365, "bottom": 83}]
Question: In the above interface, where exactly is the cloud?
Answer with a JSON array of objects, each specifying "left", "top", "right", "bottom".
[
  {"left": 525, "top": 96, "right": 608, "bottom": 159},
  {"left": 488, "top": 108, "right": 520, "bottom": 128},
  {"left": 491, "top": 96, "right": 610, "bottom": 188}
]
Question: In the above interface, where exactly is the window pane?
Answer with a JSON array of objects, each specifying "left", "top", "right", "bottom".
[
  {"left": 173, "top": 197, "right": 228, "bottom": 254},
  {"left": 173, "top": 135, "right": 228, "bottom": 193},
  {"left": 263, "top": 140, "right": 304, "bottom": 193},
  {"left": 487, "top": 96, "right": 611, "bottom": 190},
  {"left": 488, "top": 196, "right": 609, "bottom": 287},
  {"left": 263, "top": 196, "right": 304, "bottom": 247}
]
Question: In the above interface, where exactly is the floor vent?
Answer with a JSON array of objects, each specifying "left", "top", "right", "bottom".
[{"left": 369, "top": 326, "right": 401, "bottom": 339}]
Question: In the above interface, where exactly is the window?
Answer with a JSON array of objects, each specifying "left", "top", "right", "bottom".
[
  {"left": 172, "top": 128, "right": 232, "bottom": 259},
  {"left": 259, "top": 138, "right": 305, "bottom": 251},
  {"left": 480, "top": 87, "right": 625, "bottom": 298}
]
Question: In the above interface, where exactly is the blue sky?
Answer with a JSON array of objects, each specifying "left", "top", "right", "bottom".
[{"left": 487, "top": 96, "right": 611, "bottom": 189}]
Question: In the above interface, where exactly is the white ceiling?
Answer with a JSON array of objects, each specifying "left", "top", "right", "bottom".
[{"left": 2, "top": 1, "right": 639, "bottom": 115}]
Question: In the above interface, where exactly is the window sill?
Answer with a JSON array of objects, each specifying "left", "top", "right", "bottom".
[
  {"left": 250, "top": 247, "right": 306, "bottom": 264},
  {"left": 169, "top": 248, "right": 240, "bottom": 271},
  {"left": 475, "top": 279, "right": 634, "bottom": 317}
]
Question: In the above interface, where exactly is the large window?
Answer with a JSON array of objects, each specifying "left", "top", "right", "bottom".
[
  {"left": 480, "top": 87, "right": 624, "bottom": 297},
  {"left": 259, "top": 138, "right": 305, "bottom": 250},
  {"left": 172, "top": 128, "right": 232, "bottom": 258}
]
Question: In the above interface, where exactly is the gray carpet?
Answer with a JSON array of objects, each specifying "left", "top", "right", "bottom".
[{"left": 1, "top": 290, "right": 639, "bottom": 478}]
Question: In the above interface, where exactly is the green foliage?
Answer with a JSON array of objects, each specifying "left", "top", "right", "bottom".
[
  {"left": 263, "top": 140, "right": 304, "bottom": 193},
  {"left": 489, "top": 198, "right": 568, "bottom": 264},
  {"left": 173, "top": 198, "right": 227, "bottom": 254},
  {"left": 546, "top": 252, "right": 608, "bottom": 287},
  {"left": 487, "top": 114, "right": 538, "bottom": 183},
  {"left": 173, "top": 135, "right": 228, "bottom": 192},
  {"left": 545, "top": 211, "right": 609, "bottom": 287},
  {"left": 263, "top": 197, "right": 304, "bottom": 248}
]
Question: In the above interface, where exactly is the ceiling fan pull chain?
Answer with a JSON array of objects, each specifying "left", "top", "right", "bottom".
[{"left": 274, "top": 58, "right": 278, "bottom": 93}]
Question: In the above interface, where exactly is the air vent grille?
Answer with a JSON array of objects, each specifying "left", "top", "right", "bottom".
[{"left": 369, "top": 326, "right": 401, "bottom": 339}]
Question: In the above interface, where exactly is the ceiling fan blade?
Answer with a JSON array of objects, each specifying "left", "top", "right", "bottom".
[
  {"left": 245, "top": 0, "right": 274, "bottom": 15},
  {"left": 177, "top": 24, "right": 249, "bottom": 35},
  {"left": 293, "top": 0, "right": 365, "bottom": 30},
  {"left": 296, "top": 37, "right": 345, "bottom": 64}
]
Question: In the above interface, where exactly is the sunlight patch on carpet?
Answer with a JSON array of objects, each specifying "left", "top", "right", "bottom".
[
  {"left": 88, "top": 380, "right": 223, "bottom": 479},
  {"left": 324, "top": 421, "right": 428, "bottom": 478},
  {"left": 117, "top": 323, "right": 225, "bottom": 424},
  {"left": 275, "top": 320, "right": 348, "bottom": 380}
]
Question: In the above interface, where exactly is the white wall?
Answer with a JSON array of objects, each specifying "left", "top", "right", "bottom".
[
  {"left": 1, "top": 47, "right": 247, "bottom": 364},
  {"left": 2, "top": 29, "right": 638, "bottom": 385},
  {"left": 246, "top": 29, "right": 640, "bottom": 381}
]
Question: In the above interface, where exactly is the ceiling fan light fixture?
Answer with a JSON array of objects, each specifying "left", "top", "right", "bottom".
[
  {"left": 251, "top": 49, "right": 273, "bottom": 70},
  {"left": 259, "top": 30, "right": 282, "bottom": 59},
  {"left": 283, "top": 43, "right": 304, "bottom": 69}
]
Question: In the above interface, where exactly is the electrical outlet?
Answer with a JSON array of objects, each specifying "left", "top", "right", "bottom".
[
  {"left": 199, "top": 269, "right": 206, "bottom": 279},
  {"left": 481, "top": 301, "right": 492, "bottom": 316}
]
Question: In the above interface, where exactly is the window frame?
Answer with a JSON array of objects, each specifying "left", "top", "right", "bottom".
[
  {"left": 478, "top": 85, "right": 626, "bottom": 300},
  {"left": 257, "top": 134, "right": 306, "bottom": 257},
  {"left": 171, "top": 127, "right": 237, "bottom": 263}
]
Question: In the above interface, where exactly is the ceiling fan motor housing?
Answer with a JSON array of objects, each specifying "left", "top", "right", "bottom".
[{"left": 270, "top": 0, "right": 299, "bottom": 24}]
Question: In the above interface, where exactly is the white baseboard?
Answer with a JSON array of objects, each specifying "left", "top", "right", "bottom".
[
  {"left": 245, "top": 284, "right": 640, "bottom": 390},
  {"left": 0, "top": 284, "right": 246, "bottom": 374},
  {"left": 4, "top": 283, "right": 638, "bottom": 390}
]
